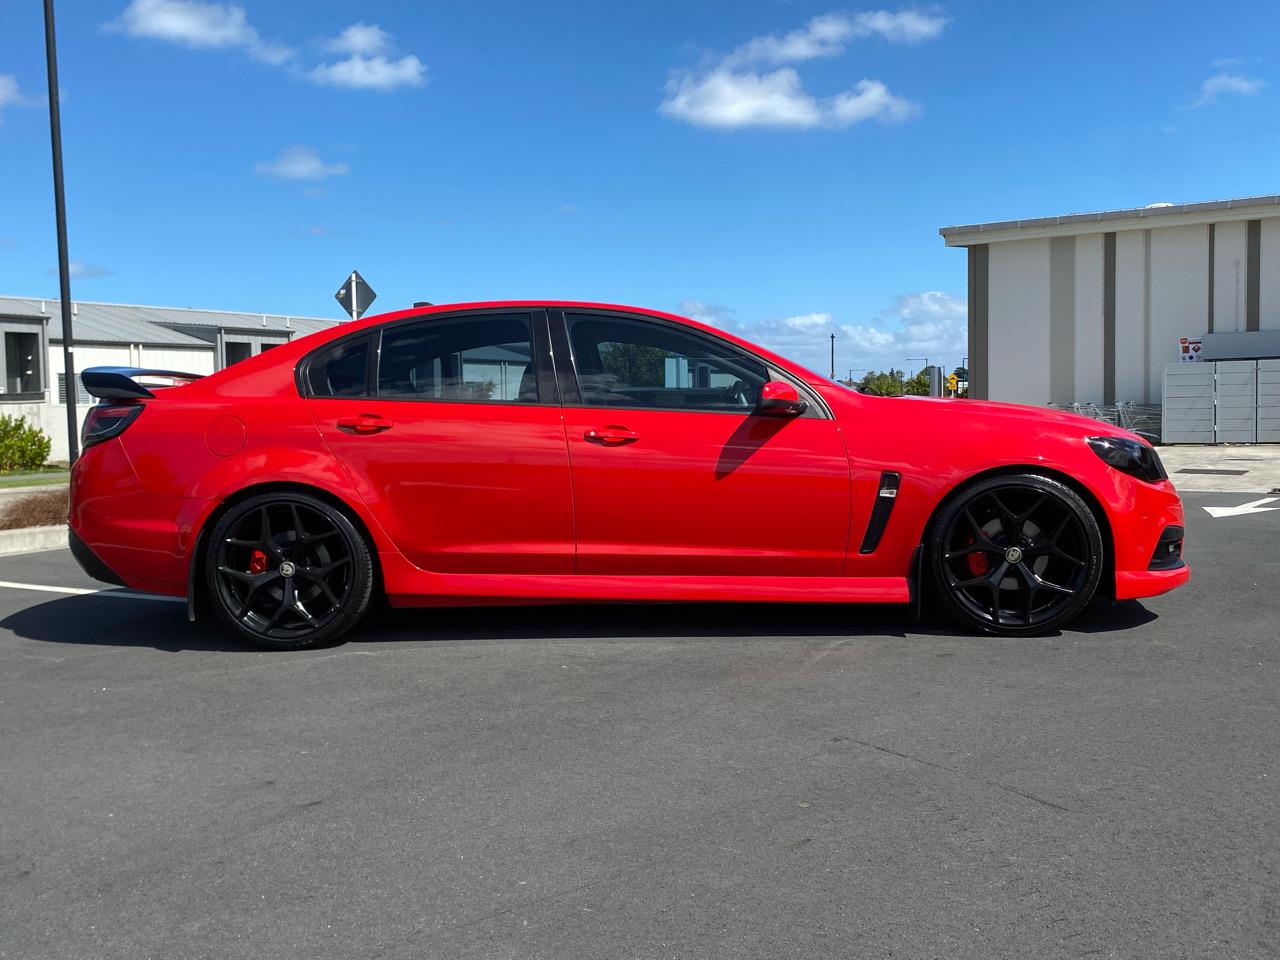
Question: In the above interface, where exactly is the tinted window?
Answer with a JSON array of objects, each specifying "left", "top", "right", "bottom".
[
  {"left": 306, "top": 337, "right": 370, "bottom": 397},
  {"left": 566, "top": 314, "right": 768, "bottom": 411},
  {"left": 378, "top": 314, "right": 537, "bottom": 403}
]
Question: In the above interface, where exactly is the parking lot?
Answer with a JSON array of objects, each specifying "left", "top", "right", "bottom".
[{"left": 1, "top": 489, "right": 1276, "bottom": 960}]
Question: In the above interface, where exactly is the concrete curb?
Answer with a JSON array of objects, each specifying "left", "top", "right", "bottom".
[{"left": 0, "top": 525, "right": 67, "bottom": 557}]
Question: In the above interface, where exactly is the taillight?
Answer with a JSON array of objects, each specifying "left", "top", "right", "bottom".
[{"left": 81, "top": 403, "right": 143, "bottom": 449}]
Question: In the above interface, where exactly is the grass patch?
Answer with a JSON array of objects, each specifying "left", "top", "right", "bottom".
[
  {"left": 0, "top": 472, "right": 70, "bottom": 489},
  {"left": 0, "top": 488, "right": 69, "bottom": 530}
]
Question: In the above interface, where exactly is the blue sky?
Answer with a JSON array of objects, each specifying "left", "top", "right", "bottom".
[{"left": 1, "top": 0, "right": 1277, "bottom": 376}]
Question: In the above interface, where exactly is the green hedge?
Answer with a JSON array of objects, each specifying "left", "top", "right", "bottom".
[{"left": 0, "top": 415, "right": 52, "bottom": 473}]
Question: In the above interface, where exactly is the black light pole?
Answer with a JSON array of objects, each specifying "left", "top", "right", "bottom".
[
  {"left": 829, "top": 333, "right": 835, "bottom": 379},
  {"left": 43, "top": 0, "right": 79, "bottom": 463}
]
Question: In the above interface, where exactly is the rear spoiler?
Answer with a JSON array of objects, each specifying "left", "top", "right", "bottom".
[{"left": 81, "top": 366, "right": 205, "bottom": 401}]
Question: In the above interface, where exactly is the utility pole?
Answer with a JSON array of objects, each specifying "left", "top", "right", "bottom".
[
  {"left": 43, "top": 0, "right": 78, "bottom": 463},
  {"left": 829, "top": 333, "right": 835, "bottom": 380}
]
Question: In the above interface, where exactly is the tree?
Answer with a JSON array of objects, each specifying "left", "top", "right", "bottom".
[
  {"left": 904, "top": 369, "right": 931, "bottom": 396},
  {"left": 602, "top": 342, "right": 667, "bottom": 386},
  {"left": 857, "top": 368, "right": 906, "bottom": 396}
]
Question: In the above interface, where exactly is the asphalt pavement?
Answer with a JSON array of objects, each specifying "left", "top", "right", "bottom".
[{"left": 1, "top": 490, "right": 1277, "bottom": 960}]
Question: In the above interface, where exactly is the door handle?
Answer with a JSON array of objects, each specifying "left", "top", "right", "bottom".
[
  {"left": 336, "top": 414, "right": 393, "bottom": 434},
  {"left": 584, "top": 427, "right": 638, "bottom": 446}
]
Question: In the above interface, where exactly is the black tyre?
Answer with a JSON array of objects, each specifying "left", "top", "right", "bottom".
[
  {"left": 927, "top": 474, "right": 1104, "bottom": 636},
  {"left": 205, "top": 492, "right": 374, "bottom": 650}
]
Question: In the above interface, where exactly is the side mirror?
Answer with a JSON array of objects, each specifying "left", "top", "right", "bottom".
[{"left": 756, "top": 380, "right": 808, "bottom": 417}]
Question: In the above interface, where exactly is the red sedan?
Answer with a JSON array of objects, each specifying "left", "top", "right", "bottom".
[{"left": 69, "top": 301, "right": 1188, "bottom": 649}]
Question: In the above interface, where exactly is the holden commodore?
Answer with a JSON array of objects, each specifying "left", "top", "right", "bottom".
[{"left": 68, "top": 301, "right": 1188, "bottom": 649}]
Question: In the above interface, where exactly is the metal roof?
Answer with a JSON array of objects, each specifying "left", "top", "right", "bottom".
[
  {"left": 0, "top": 296, "right": 336, "bottom": 345},
  {"left": 940, "top": 193, "right": 1280, "bottom": 242}
]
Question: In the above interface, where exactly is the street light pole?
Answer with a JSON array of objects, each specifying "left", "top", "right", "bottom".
[
  {"left": 43, "top": 0, "right": 79, "bottom": 463},
  {"left": 829, "top": 333, "right": 835, "bottom": 380}
]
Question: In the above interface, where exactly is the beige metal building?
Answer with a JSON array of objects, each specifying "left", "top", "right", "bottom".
[{"left": 940, "top": 194, "right": 1280, "bottom": 405}]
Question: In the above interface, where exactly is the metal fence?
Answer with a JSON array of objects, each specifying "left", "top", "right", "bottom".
[{"left": 1046, "top": 401, "right": 1163, "bottom": 443}]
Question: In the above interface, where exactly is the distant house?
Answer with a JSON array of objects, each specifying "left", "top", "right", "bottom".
[{"left": 0, "top": 296, "right": 336, "bottom": 461}]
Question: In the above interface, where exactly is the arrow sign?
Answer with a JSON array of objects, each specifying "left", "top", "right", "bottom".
[
  {"left": 1203, "top": 496, "right": 1280, "bottom": 519},
  {"left": 335, "top": 270, "right": 376, "bottom": 320}
]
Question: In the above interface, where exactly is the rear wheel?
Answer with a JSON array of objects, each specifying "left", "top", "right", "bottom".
[
  {"left": 205, "top": 492, "right": 374, "bottom": 649},
  {"left": 927, "top": 474, "right": 1104, "bottom": 636}
]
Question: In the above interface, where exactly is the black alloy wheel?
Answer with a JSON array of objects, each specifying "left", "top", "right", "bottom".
[
  {"left": 928, "top": 474, "right": 1104, "bottom": 636},
  {"left": 206, "top": 492, "right": 374, "bottom": 649}
]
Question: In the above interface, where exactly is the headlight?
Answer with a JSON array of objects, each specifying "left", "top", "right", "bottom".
[{"left": 1087, "top": 436, "right": 1168, "bottom": 483}]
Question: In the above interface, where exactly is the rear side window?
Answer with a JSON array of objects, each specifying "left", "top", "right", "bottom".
[
  {"left": 306, "top": 336, "right": 370, "bottom": 397},
  {"left": 378, "top": 313, "right": 537, "bottom": 403}
]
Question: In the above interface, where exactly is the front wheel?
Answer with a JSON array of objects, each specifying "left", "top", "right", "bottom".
[
  {"left": 205, "top": 493, "right": 374, "bottom": 649},
  {"left": 927, "top": 474, "right": 1105, "bottom": 636}
]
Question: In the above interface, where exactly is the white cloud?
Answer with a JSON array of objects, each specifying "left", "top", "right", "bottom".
[
  {"left": 308, "top": 54, "right": 425, "bottom": 91},
  {"left": 47, "top": 261, "right": 113, "bottom": 279},
  {"left": 663, "top": 68, "right": 822, "bottom": 129},
  {"left": 110, "top": 0, "right": 293, "bottom": 64},
  {"left": 725, "top": 10, "right": 947, "bottom": 66},
  {"left": 832, "top": 79, "right": 919, "bottom": 123},
  {"left": 255, "top": 145, "right": 349, "bottom": 180},
  {"left": 309, "top": 23, "right": 425, "bottom": 91},
  {"left": 0, "top": 74, "right": 39, "bottom": 122},
  {"left": 841, "top": 291, "right": 967, "bottom": 364},
  {"left": 662, "top": 67, "right": 916, "bottom": 129},
  {"left": 107, "top": 7, "right": 428, "bottom": 91},
  {"left": 847, "top": 9, "right": 949, "bottom": 45},
  {"left": 676, "top": 291, "right": 966, "bottom": 374},
  {"left": 326, "top": 22, "right": 392, "bottom": 57},
  {"left": 1192, "top": 70, "right": 1265, "bottom": 107},
  {"left": 661, "top": 9, "right": 940, "bottom": 130}
]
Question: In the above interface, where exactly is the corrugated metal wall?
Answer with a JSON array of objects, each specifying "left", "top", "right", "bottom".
[
  {"left": 1163, "top": 361, "right": 1280, "bottom": 444},
  {"left": 1216, "top": 361, "right": 1258, "bottom": 443},
  {"left": 1161, "top": 364, "right": 1215, "bottom": 443},
  {"left": 1260, "top": 359, "right": 1280, "bottom": 443}
]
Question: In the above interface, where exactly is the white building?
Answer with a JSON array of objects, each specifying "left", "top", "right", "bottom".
[
  {"left": 940, "top": 194, "right": 1280, "bottom": 406},
  {"left": 0, "top": 296, "right": 336, "bottom": 462}
]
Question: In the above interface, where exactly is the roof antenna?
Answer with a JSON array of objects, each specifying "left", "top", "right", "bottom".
[{"left": 413, "top": 301, "right": 433, "bottom": 307}]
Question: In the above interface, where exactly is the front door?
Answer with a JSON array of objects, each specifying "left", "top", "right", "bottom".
[
  {"left": 555, "top": 310, "right": 852, "bottom": 577},
  {"left": 306, "top": 310, "right": 575, "bottom": 574}
]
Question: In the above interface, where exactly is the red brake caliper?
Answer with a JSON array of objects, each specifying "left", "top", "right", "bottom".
[
  {"left": 963, "top": 536, "right": 991, "bottom": 577},
  {"left": 249, "top": 549, "right": 269, "bottom": 575}
]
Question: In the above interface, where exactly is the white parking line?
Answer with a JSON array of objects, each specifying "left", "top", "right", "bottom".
[{"left": 0, "top": 580, "right": 185, "bottom": 603}]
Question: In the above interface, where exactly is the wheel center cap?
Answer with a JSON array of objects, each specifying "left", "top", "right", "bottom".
[
  {"left": 1004, "top": 546, "right": 1024, "bottom": 564},
  {"left": 279, "top": 561, "right": 297, "bottom": 577}
]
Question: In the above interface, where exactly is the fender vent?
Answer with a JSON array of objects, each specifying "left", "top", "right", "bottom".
[{"left": 858, "top": 472, "right": 901, "bottom": 555}]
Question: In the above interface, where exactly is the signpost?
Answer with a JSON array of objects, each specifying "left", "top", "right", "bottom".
[
  {"left": 335, "top": 270, "right": 377, "bottom": 321},
  {"left": 947, "top": 373, "right": 959, "bottom": 393}
]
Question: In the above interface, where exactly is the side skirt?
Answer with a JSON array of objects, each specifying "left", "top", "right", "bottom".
[{"left": 378, "top": 552, "right": 910, "bottom": 607}]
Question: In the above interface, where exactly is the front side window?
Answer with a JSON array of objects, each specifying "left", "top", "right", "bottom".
[
  {"left": 566, "top": 313, "right": 768, "bottom": 411},
  {"left": 378, "top": 313, "right": 536, "bottom": 403},
  {"left": 306, "top": 336, "right": 370, "bottom": 397}
]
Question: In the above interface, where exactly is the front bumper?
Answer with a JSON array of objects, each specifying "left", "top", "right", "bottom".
[
  {"left": 1116, "top": 563, "right": 1190, "bottom": 600},
  {"left": 1109, "top": 477, "right": 1190, "bottom": 600}
]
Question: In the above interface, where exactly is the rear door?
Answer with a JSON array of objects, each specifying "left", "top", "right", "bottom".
[
  {"left": 305, "top": 310, "right": 576, "bottom": 574},
  {"left": 553, "top": 309, "right": 852, "bottom": 576}
]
